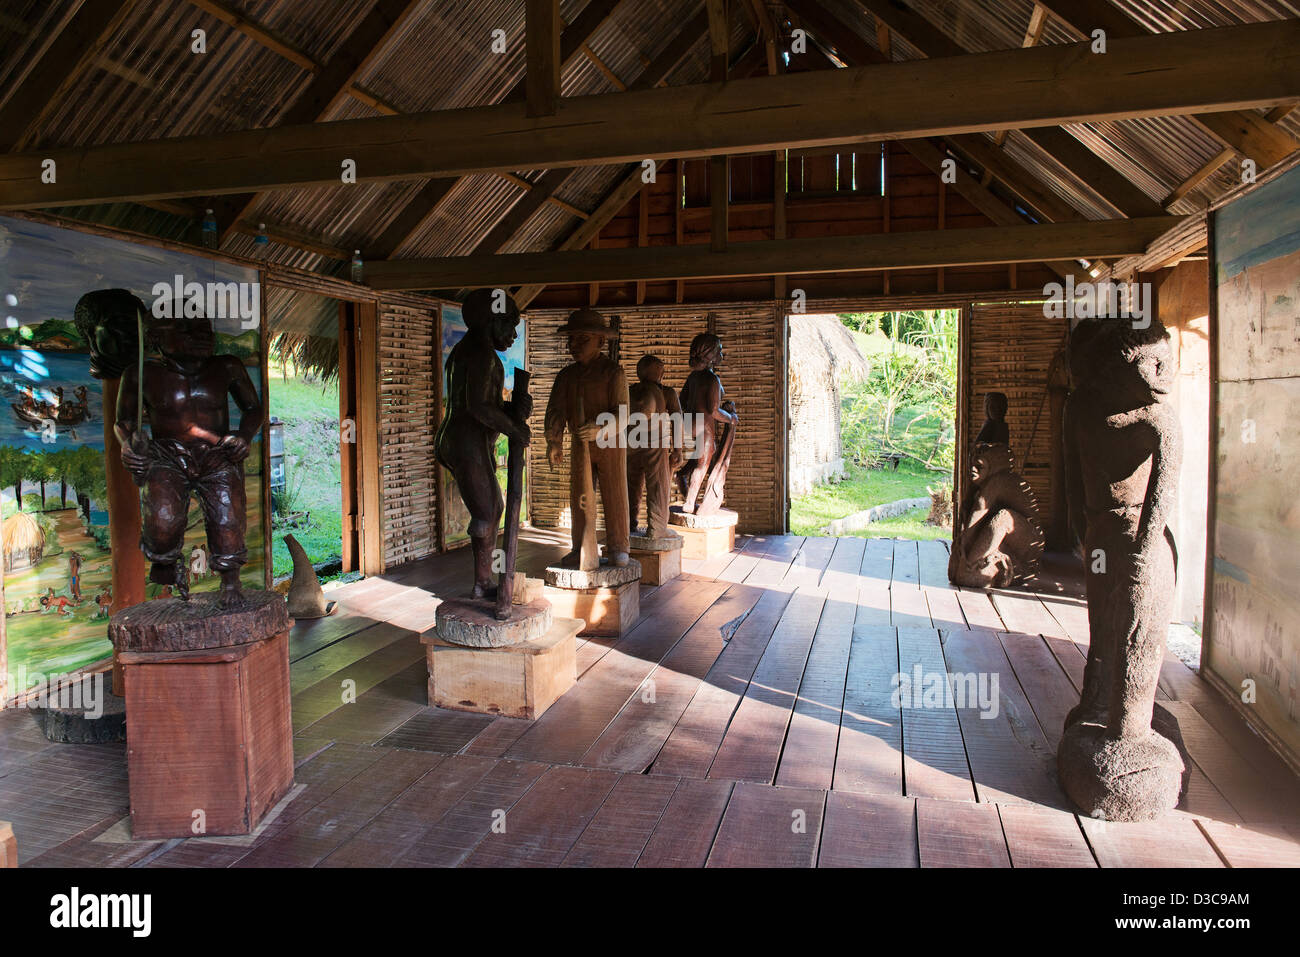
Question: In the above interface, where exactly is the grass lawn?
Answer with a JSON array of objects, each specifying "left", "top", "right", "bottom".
[
  {"left": 790, "top": 459, "right": 951, "bottom": 540},
  {"left": 267, "top": 373, "right": 343, "bottom": 580}
]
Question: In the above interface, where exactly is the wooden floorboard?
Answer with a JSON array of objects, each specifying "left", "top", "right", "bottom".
[
  {"left": 997, "top": 804, "right": 1097, "bottom": 867},
  {"left": 636, "top": 778, "right": 735, "bottom": 867},
  {"left": 9, "top": 531, "right": 1300, "bottom": 869},
  {"left": 705, "top": 782, "right": 825, "bottom": 868},
  {"left": 460, "top": 765, "right": 619, "bottom": 868},
  {"left": 939, "top": 628, "right": 1063, "bottom": 808},
  {"left": 897, "top": 627, "right": 977, "bottom": 802},
  {"left": 832, "top": 625, "right": 904, "bottom": 795},
  {"left": 817, "top": 791, "right": 918, "bottom": 867},
  {"left": 916, "top": 797, "right": 1011, "bottom": 867}
]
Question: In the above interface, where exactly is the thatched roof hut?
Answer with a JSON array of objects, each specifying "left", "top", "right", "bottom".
[
  {"left": 2, "top": 510, "right": 46, "bottom": 571},
  {"left": 788, "top": 315, "right": 870, "bottom": 497}
]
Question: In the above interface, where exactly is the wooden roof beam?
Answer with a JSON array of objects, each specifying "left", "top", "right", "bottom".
[
  {"left": 2, "top": 20, "right": 1296, "bottom": 210},
  {"left": 365, "top": 217, "right": 1181, "bottom": 290},
  {"left": 0, "top": 0, "right": 141, "bottom": 153},
  {"left": 527, "top": 0, "right": 562, "bottom": 117},
  {"left": 1033, "top": 0, "right": 1300, "bottom": 168}
]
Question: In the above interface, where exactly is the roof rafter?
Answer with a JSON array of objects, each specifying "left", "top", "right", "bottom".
[
  {"left": 0, "top": 0, "right": 142, "bottom": 153},
  {"left": 1, "top": 19, "right": 1295, "bottom": 210},
  {"left": 364, "top": 217, "right": 1182, "bottom": 290}
]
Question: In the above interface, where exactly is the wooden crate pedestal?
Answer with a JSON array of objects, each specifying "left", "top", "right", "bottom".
[
  {"left": 112, "top": 593, "right": 294, "bottom": 840},
  {"left": 543, "top": 560, "right": 641, "bottom": 637},
  {"left": 629, "top": 532, "right": 683, "bottom": 585},
  {"left": 669, "top": 507, "right": 738, "bottom": 559},
  {"left": 423, "top": 617, "right": 581, "bottom": 719}
]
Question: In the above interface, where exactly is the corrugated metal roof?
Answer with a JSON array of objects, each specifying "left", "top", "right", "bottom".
[{"left": 7, "top": 0, "right": 1297, "bottom": 282}]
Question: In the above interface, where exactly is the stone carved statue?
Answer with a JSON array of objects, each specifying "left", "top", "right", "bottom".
[
  {"left": 676, "top": 332, "right": 738, "bottom": 516},
  {"left": 948, "top": 441, "right": 1044, "bottom": 588},
  {"left": 1057, "top": 317, "right": 1185, "bottom": 821},
  {"left": 544, "top": 309, "right": 630, "bottom": 568},
  {"left": 627, "top": 354, "right": 683, "bottom": 540},
  {"left": 974, "top": 391, "right": 1010, "bottom": 445},
  {"left": 115, "top": 311, "right": 264, "bottom": 606},
  {"left": 434, "top": 289, "right": 530, "bottom": 604}
]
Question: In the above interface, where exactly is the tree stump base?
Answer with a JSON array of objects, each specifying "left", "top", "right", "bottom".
[
  {"left": 543, "top": 579, "right": 640, "bottom": 637},
  {"left": 112, "top": 592, "right": 294, "bottom": 839},
  {"left": 629, "top": 532, "right": 683, "bottom": 585},
  {"left": 435, "top": 597, "right": 553, "bottom": 648},
  {"left": 423, "top": 616, "right": 581, "bottom": 719},
  {"left": 669, "top": 508, "right": 737, "bottom": 559}
]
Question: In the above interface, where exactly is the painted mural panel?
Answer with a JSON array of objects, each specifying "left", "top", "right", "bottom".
[
  {"left": 0, "top": 216, "right": 266, "bottom": 697},
  {"left": 438, "top": 302, "right": 526, "bottom": 547},
  {"left": 1209, "top": 164, "right": 1300, "bottom": 758}
]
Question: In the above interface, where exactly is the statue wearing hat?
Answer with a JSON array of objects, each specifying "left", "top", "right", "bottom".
[
  {"left": 435, "top": 289, "right": 531, "bottom": 602},
  {"left": 544, "top": 309, "right": 631, "bottom": 569}
]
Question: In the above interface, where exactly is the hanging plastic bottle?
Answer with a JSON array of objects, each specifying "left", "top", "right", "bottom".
[
  {"left": 350, "top": 249, "right": 364, "bottom": 283},
  {"left": 201, "top": 208, "right": 218, "bottom": 249},
  {"left": 253, "top": 223, "right": 269, "bottom": 259}
]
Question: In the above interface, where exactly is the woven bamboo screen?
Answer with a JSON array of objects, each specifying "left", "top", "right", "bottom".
[
  {"left": 377, "top": 296, "right": 440, "bottom": 568},
  {"left": 525, "top": 302, "right": 783, "bottom": 535},
  {"left": 965, "top": 301, "right": 1064, "bottom": 514}
]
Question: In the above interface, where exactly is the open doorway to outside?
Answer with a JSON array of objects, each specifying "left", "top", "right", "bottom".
[
  {"left": 264, "top": 287, "right": 351, "bottom": 586},
  {"left": 788, "top": 309, "right": 958, "bottom": 541}
]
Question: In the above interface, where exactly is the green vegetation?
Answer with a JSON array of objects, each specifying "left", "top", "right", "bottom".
[
  {"left": 790, "top": 309, "right": 957, "bottom": 541},
  {"left": 267, "top": 372, "right": 343, "bottom": 580},
  {"left": 789, "top": 458, "right": 939, "bottom": 536}
]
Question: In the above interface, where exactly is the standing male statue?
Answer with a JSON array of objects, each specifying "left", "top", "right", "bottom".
[
  {"left": 626, "top": 354, "right": 683, "bottom": 540},
  {"left": 1057, "top": 317, "right": 1185, "bottom": 821},
  {"left": 544, "top": 309, "right": 631, "bottom": 568},
  {"left": 115, "top": 311, "right": 264, "bottom": 606},
  {"left": 677, "top": 332, "right": 738, "bottom": 516},
  {"left": 434, "top": 289, "right": 530, "bottom": 606}
]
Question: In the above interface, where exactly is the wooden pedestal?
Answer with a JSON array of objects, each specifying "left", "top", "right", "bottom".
[
  {"left": 629, "top": 545, "right": 681, "bottom": 585},
  {"left": 423, "top": 617, "right": 581, "bottom": 719},
  {"left": 674, "top": 522, "right": 736, "bottom": 560},
  {"left": 0, "top": 821, "right": 15, "bottom": 868},
  {"left": 544, "top": 579, "right": 640, "bottom": 637},
  {"left": 114, "top": 594, "right": 294, "bottom": 840}
]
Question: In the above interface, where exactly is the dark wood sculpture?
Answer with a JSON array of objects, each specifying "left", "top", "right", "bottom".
[
  {"left": 1058, "top": 317, "right": 1185, "bottom": 821},
  {"left": 434, "top": 289, "right": 530, "bottom": 605},
  {"left": 114, "top": 311, "right": 264, "bottom": 606},
  {"left": 676, "top": 332, "right": 738, "bottom": 516},
  {"left": 544, "top": 309, "right": 631, "bottom": 568},
  {"left": 974, "top": 391, "right": 1010, "bottom": 445},
  {"left": 948, "top": 442, "right": 1044, "bottom": 588},
  {"left": 627, "top": 354, "right": 683, "bottom": 540}
]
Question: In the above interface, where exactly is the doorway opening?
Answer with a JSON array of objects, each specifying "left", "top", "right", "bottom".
[
  {"left": 264, "top": 287, "right": 351, "bottom": 585},
  {"left": 788, "top": 309, "right": 958, "bottom": 540}
]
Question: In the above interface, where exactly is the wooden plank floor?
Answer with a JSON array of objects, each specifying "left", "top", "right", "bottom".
[{"left": 4, "top": 528, "right": 1299, "bottom": 868}]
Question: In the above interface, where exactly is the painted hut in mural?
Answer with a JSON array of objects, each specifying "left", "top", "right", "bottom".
[
  {"left": 788, "top": 315, "right": 870, "bottom": 498},
  {"left": 2, "top": 511, "right": 46, "bottom": 572}
]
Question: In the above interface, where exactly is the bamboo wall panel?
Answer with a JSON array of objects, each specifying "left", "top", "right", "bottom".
[
  {"left": 378, "top": 297, "right": 440, "bottom": 568},
  {"left": 965, "top": 302, "right": 1065, "bottom": 517},
  {"left": 526, "top": 302, "right": 782, "bottom": 535}
]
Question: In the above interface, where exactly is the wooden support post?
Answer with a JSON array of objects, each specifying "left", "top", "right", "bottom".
[
  {"left": 937, "top": 177, "right": 946, "bottom": 292},
  {"left": 526, "top": 0, "right": 561, "bottom": 118},
  {"left": 882, "top": 144, "right": 891, "bottom": 295},
  {"left": 773, "top": 150, "right": 787, "bottom": 300},
  {"left": 355, "top": 300, "right": 383, "bottom": 576},
  {"left": 674, "top": 162, "right": 686, "bottom": 302},
  {"left": 338, "top": 302, "right": 360, "bottom": 572},
  {"left": 636, "top": 184, "right": 649, "bottom": 304},
  {"left": 711, "top": 156, "right": 729, "bottom": 252}
]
